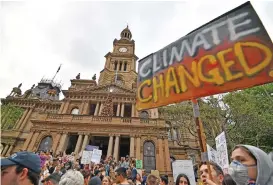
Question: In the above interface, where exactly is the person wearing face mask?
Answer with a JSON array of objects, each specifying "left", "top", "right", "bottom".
[{"left": 229, "top": 144, "right": 273, "bottom": 185}]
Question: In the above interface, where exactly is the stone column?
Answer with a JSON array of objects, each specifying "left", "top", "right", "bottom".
[
  {"left": 121, "top": 103, "right": 125, "bottom": 117},
  {"left": 164, "top": 138, "right": 171, "bottom": 172},
  {"left": 62, "top": 100, "right": 70, "bottom": 114},
  {"left": 19, "top": 107, "right": 33, "bottom": 130},
  {"left": 27, "top": 132, "right": 40, "bottom": 151},
  {"left": 116, "top": 103, "right": 120, "bottom": 117},
  {"left": 2, "top": 145, "right": 9, "bottom": 156},
  {"left": 94, "top": 102, "right": 100, "bottom": 116},
  {"left": 58, "top": 102, "right": 65, "bottom": 114},
  {"left": 74, "top": 134, "right": 83, "bottom": 154},
  {"left": 83, "top": 101, "right": 89, "bottom": 114},
  {"left": 157, "top": 137, "right": 164, "bottom": 171},
  {"left": 130, "top": 135, "right": 135, "bottom": 157},
  {"left": 15, "top": 108, "right": 29, "bottom": 129},
  {"left": 22, "top": 132, "right": 34, "bottom": 150},
  {"left": 52, "top": 133, "right": 62, "bottom": 155},
  {"left": 79, "top": 102, "right": 85, "bottom": 114},
  {"left": 99, "top": 103, "right": 104, "bottom": 116},
  {"left": 107, "top": 134, "right": 114, "bottom": 157},
  {"left": 121, "top": 62, "right": 124, "bottom": 71},
  {"left": 80, "top": 134, "right": 90, "bottom": 152},
  {"left": 113, "top": 135, "right": 120, "bottom": 162},
  {"left": 56, "top": 132, "right": 68, "bottom": 153},
  {"left": 6, "top": 145, "right": 14, "bottom": 156},
  {"left": 136, "top": 135, "right": 141, "bottom": 160},
  {"left": 131, "top": 104, "right": 135, "bottom": 117}
]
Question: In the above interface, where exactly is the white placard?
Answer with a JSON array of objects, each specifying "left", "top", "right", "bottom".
[
  {"left": 81, "top": 151, "right": 93, "bottom": 164},
  {"left": 91, "top": 149, "right": 102, "bottom": 164},
  {"left": 172, "top": 160, "right": 196, "bottom": 185},
  {"left": 207, "top": 144, "right": 218, "bottom": 164},
  {"left": 215, "top": 132, "right": 229, "bottom": 173}
]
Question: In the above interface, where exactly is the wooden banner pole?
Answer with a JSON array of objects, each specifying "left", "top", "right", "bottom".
[{"left": 191, "top": 99, "right": 213, "bottom": 180}]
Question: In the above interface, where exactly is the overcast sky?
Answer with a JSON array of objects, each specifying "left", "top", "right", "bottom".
[{"left": 1, "top": 1, "right": 273, "bottom": 99}]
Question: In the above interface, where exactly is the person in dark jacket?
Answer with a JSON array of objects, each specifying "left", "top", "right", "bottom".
[{"left": 88, "top": 170, "right": 101, "bottom": 185}]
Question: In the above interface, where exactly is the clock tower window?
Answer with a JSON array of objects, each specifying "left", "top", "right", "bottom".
[
  {"left": 119, "top": 61, "right": 122, "bottom": 71},
  {"left": 114, "top": 61, "right": 118, "bottom": 71},
  {"left": 124, "top": 62, "right": 127, "bottom": 71}
]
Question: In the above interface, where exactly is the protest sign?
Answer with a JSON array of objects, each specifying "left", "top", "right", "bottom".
[
  {"left": 215, "top": 132, "right": 229, "bottom": 173},
  {"left": 207, "top": 144, "right": 219, "bottom": 164},
  {"left": 136, "top": 159, "right": 143, "bottom": 169},
  {"left": 137, "top": 2, "right": 273, "bottom": 110},
  {"left": 172, "top": 160, "right": 196, "bottom": 185},
  {"left": 91, "top": 149, "right": 102, "bottom": 164},
  {"left": 81, "top": 151, "right": 93, "bottom": 164}
]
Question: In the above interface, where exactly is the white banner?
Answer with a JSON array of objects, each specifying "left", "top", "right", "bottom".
[
  {"left": 207, "top": 144, "right": 218, "bottom": 164},
  {"left": 81, "top": 151, "right": 93, "bottom": 164},
  {"left": 215, "top": 132, "right": 229, "bottom": 173},
  {"left": 172, "top": 160, "right": 196, "bottom": 185},
  {"left": 91, "top": 149, "right": 102, "bottom": 164}
]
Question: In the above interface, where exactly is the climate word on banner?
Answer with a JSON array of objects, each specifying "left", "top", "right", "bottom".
[
  {"left": 215, "top": 132, "right": 229, "bottom": 174},
  {"left": 172, "top": 160, "right": 196, "bottom": 185},
  {"left": 136, "top": 1, "right": 273, "bottom": 110}
]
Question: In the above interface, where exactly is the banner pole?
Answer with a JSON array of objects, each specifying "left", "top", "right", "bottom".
[{"left": 191, "top": 99, "right": 213, "bottom": 181}]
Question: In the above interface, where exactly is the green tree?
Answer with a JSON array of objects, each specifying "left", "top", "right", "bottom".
[
  {"left": 1, "top": 104, "right": 24, "bottom": 130},
  {"left": 223, "top": 83, "right": 273, "bottom": 152}
]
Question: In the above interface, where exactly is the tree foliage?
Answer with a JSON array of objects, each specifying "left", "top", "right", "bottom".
[
  {"left": 223, "top": 83, "right": 273, "bottom": 152},
  {"left": 1, "top": 104, "right": 24, "bottom": 130}
]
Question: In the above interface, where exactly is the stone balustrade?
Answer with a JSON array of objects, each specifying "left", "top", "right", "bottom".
[{"left": 41, "top": 113, "right": 165, "bottom": 127}]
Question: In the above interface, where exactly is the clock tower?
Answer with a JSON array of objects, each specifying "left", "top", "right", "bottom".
[{"left": 98, "top": 26, "right": 138, "bottom": 89}]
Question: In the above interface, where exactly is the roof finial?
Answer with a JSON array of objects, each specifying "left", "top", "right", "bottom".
[{"left": 126, "top": 23, "right": 129, "bottom": 29}]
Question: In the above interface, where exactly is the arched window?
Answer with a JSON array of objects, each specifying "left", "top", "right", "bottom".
[
  {"left": 143, "top": 141, "right": 156, "bottom": 173},
  {"left": 173, "top": 128, "right": 178, "bottom": 140},
  {"left": 38, "top": 136, "right": 53, "bottom": 152},
  {"left": 71, "top": 108, "right": 79, "bottom": 115},
  {"left": 140, "top": 111, "right": 149, "bottom": 119},
  {"left": 166, "top": 123, "right": 172, "bottom": 141}
]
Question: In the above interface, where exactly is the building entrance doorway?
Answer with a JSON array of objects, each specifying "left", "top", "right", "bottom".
[
  {"left": 66, "top": 135, "right": 78, "bottom": 154},
  {"left": 91, "top": 136, "right": 109, "bottom": 160},
  {"left": 119, "top": 137, "right": 130, "bottom": 158}
]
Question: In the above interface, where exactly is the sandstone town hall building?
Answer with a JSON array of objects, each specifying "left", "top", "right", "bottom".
[{"left": 1, "top": 26, "right": 200, "bottom": 176}]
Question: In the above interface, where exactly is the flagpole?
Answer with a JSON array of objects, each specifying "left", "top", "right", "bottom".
[
  {"left": 191, "top": 99, "right": 213, "bottom": 180},
  {"left": 52, "top": 64, "right": 62, "bottom": 81}
]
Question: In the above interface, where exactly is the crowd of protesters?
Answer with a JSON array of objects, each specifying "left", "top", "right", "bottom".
[{"left": 1, "top": 144, "right": 273, "bottom": 185}]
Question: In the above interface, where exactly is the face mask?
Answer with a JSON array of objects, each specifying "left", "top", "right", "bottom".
[{"left": 228, "top": 161, "right": 256, "bottom": 185}]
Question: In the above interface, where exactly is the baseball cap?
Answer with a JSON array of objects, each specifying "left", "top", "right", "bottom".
[
  {"left": 41, "top": 173, "right": 61, "bottom": 183},
  {"left": 0, "top": 151, "right": 41, "bottom": 174}
]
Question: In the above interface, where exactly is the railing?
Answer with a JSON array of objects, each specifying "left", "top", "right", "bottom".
[{"left": 42, "top": 113, "right": 165, "bottom": 127}]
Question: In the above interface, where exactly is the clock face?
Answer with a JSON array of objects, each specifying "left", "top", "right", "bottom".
[{"left": 119, "top": 47, "right": 128, "bottom": 53}]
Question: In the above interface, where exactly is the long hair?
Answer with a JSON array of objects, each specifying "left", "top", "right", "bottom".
[{"left": 175, "top": 174, "right": 190, "bottom": 185}]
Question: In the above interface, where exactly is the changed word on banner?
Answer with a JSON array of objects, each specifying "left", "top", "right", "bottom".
[{"left": 137, "top": 1, "right": 273, "bottom": 110}]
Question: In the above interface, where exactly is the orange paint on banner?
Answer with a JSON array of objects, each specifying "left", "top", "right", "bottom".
[{"left": 137, "top": 38, "right": 273, "bottom": 110}]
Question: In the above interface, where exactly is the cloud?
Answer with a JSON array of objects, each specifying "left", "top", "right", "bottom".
[{"left": 1, "top": 1, "right": 273, "bottom": 99}]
